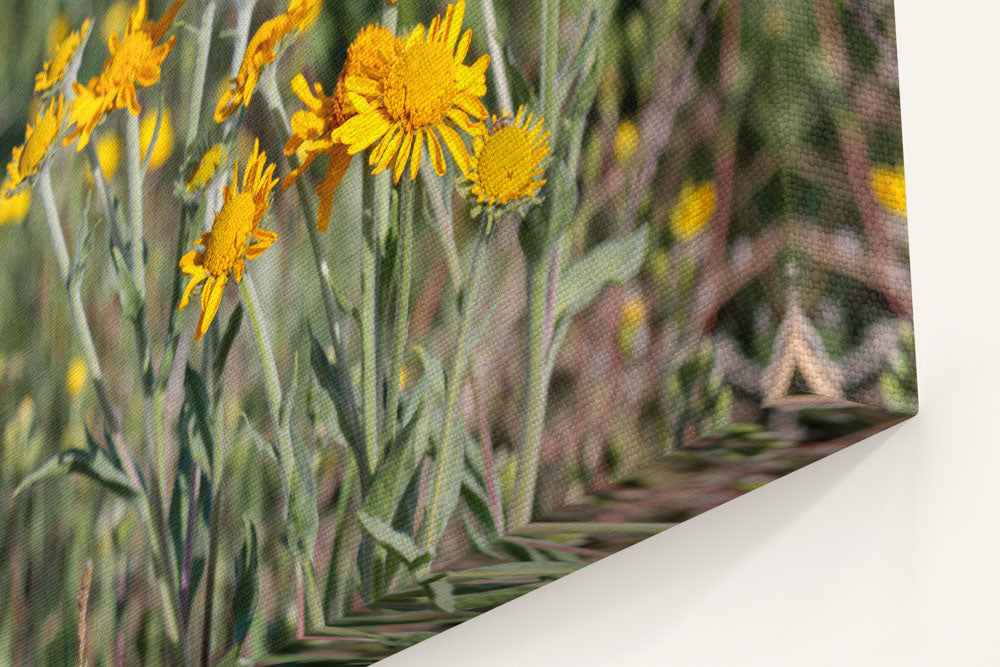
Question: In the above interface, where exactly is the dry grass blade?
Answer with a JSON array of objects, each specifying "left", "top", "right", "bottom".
[{"left": 77, "top": 559, "right": 94, "bottom": 667}]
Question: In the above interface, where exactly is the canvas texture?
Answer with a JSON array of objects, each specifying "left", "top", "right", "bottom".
[{"left": 0, "top": 0, "right": 914, "bottom": 663}]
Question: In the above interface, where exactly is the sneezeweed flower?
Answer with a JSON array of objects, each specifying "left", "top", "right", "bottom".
[
  {"left": 462, "top": 106, "right": 550, "bottom": 226},
  {"left": 214, "top": 0, "right": 321, "bottom": 122},
  {"left": 66, "top": 357, "right": 89, "bottom": 398},
  {"left": 333, "top": 0, "right": 491, "bottom": 182},
  {"left": 185, "top": 143, "right": 227, "bottom": 192},
  {"left": 621, "top": 296, "right": 646, "bottom": 330},
  {"left": 870, "top": 165, "right": 906, "bottom": 216},
  {"left": 283, "top": 24, "right": 400, "bottom": 230},
  {"left": 669, "top": 181, "right": 716, "bottom": 243},
  {"left": 64, "top": 0, "right": 187, "bottom": 150},
  {"left": 177, "top": 140, "right": 278, "bottom": 341},
  {"left": 0, "top": 185, "right": 31, "bottom": 226},
  {"left": 613, "top": 119, "right": 639, "bottom": 163},
  {"left": 86, "top": 132, "right": 123, "bottom": 183},
  {"left": 37, "top": 19, "right": 91, "bottom": 93},
  {"left": 139, "top": 108, "right": 174, "bottom": 170},
  {"left": 5, "top": 95, "right": 66, "bottom": 193}
]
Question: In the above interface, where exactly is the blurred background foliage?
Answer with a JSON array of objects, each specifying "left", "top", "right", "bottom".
[{"left": 0, "top": 0, "right": 914, "bottom": 663}]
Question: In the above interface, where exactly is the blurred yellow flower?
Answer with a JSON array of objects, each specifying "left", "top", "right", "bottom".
[
  {"left": 670, "top": 181, "right": 716, "bottom": 243},
  {"left": 870, "top": 165, "right": 906, "bottom": 215},
  {"left": 613, "top": 119, "right": 639, "bottom": 163},
  {"left": 399, "top": 363, "right": 409, "bottom": 389},
  {"left": 178, "top": 140, "right": 278, "bottom": 341},
  {"left": 186, "top": 143, "right": 227, "bottom": 191},
  {"left": 64, "top": 0, "right": 186, "bottom": 150},
  {"left": 95, "top": 132, "right": 123, "bottom": 178},
  {"left": 37, "top": 18, "right": 91, "bottom": 93},
  {"left": 621, "top": 296, "right": 646, "bottom": 329},
  {"left": 333, "top": 0, "right": 490, "bottom": 182},
  {"left": 283, "top": 24, "right": 400, "bottom": 229},
  {"left": 215, "top": 0, "right": 321, "bottom": 122},
  {"left": 66, "top": 357, "right": 89, "bottom": 398},
  {"left": 0, "top": 186, "right": 31, "bottom": 226},
  {"left": 139, "top": 108, "right": 174, "bottom": 169},
  {"left": 466, "top": 106, "right": 549, "bottom": 215},
  {"left": 102, "top": 1, "right": 131, "bottom": 43},
  {"left": 47, "top": 13, "right": 71, "bottom": 55},
  {"left": 5, "top": 95, "right": 66, "bottom": 193}
]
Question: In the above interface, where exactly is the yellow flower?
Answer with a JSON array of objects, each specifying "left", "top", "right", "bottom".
[
  {"left": 47, "top": 13, "right": 71, "bottom": 55},
  {"left": 465, "top": 106, "right": 549, "bottom": 217},
  {"left": 64, "top": 0, "right": 187, "bottom": 150},
  {"left": 5, "top": 95, "right": 66, "bottom": 193},
  {"left": 178, "top": 140, "right": 278, "bottom": 341},
  {"left": 139, "top": 108, "right": 175, "bottom": 169},
  {"left": 37, "top": 19, "right": 91, "bottom": 93},
  {"left": 66, "top": 357, "right": 89, "bottom": 398},
  {"left": 621, "top": 297, "right": 646, "bottom": 329},
  {"left": 399, "top": 363, "right": 408, "bottom": 389},
  {"left": 214, "top": 0, "right": 320, "bottom": 123},
  {"left": 870, "top": 165, "right": 906, "bottom": 215},
  {"left": 670, "top": 181, "right": 716, "bottom": 242},
  {"left": 0, "top": 186, "right": 31, "bottom": 226},
  {"left": 283, "top": 24, "right": 400, "bottom": 230},
  {"left": 186, "top": 143, "right": 227, "bottom": 191},
  {"left": 96, "top": 132, "right": 123, "bottom": 177},
  {"left": 102, "top": 1, "right": 131, "bottom": 44},
  {"left": 333, "top": 0, "right": 490, "bottom": 182},
  {"left": 286, "top": 0, "right": 322, "bottom": 31},
  {"left": 613, "top": 119, "right": 638, "bottom": 163}
]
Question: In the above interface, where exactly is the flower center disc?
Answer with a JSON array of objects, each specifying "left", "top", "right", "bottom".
[
  {"left": 477, "top": 127, "right": 535, "bottom": 202},
  {"left": 20, "top": 114, "right": 60, "bottom": 175},
  {"left": 203, "top": 193, "right": 256, "bottom": 275},
  {"left": 382, "top": 41, "right": 455, "bottom": 131}
]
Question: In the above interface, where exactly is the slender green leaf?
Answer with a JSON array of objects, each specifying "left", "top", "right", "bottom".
[
  {"left": 555, "top": 224, "right": 649, "bottom": 319},
  {"left": 230, "top": 520, "right": 259, "bottom": 650},
  {"left": 12, "top": 429, "right": 138, "bottom": 500},
  {"left": 357, "top": 510, "right": 428, "bottom": 567}
]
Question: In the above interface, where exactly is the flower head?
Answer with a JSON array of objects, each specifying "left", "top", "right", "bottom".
[
  {"left": 0, "top": 185, "right": 31, "bottom": 226},
  {"left": 613, "top": 119, "right": 639, "bottom": 163},
  {"left": 870, "top": 165, "right": 906, "bottom": 216},
  {"left": 36, "top": 19, "right": 91, "bottom": 93},
  {"left": 5, "top": 95, "right": 66, "bottom": 193},
  {"left": 214, "top": 0, "right": 321, "bottom": 123},
  {"left": 333, "top": 0, "right": 490, "bottom": 182},
  {"left": 185, "top": 143, "right": 227, "bottom": 192},
  {"left": 621, "top": 296, "right": 646, "bottom": 329},
  {"left": 670, "top": 181, "right": 715, "bottom": 243},
  {"left": 177, "top": 139, "right": 278, "bottom": 341},
  {"left": 86, "top": 132, "right": 123, "bottom": 183},
  {"left": 64, "top": 0, "right": 187, "bottom": 150},
  {"left": 66, "top": 357, "right": 89, "bottom": 398},
  {"left": 463, "top": 106, "right": 550, "bottom": 221},
  {"left": 139, "top": 108, "right": 175, "bottom": 170},
  {"left": 283, "top": 24, "right": 399, "bottom": 229}
]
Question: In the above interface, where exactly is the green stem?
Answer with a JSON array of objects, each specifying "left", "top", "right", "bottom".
[
  {"left": 38, "top": 167, "right": 185, "bottom": 663},
  {"left": 199, "top": 474, "right": 223, "bottom": 667},
  {"left": 381, "top": 0, "right": 398, "bottom": 34},
  {"left": 186, "top": 1, "right": 217, "bottom": 151},
  {"left": 384, "top": 177, "right": 413, "bottom": 445},
  {"left": 83, "top": 142, "right": 125, "bottom": 255},
  {"left": 124, "top": 112, "right": 146, "bottom": 295},
  {"left": 239, "top": 275, "right": 282, "bottom": 423},
  {"left": 360, "top": 172, "right": 383, "bottom": 474},
  {"left": 513, "top": 257, "right": 550, "bottom": 527},
  {"left": 424, "top": 220, "right": 490, "bottom": 551},
  {"left": 480, "top": 0, "right": 514, "bottom": 113},
  {"left": 540, "top": 0, "right": 561, "bottom": 134},
  {"left": 239, "top": 274, "right": 323, "bottom": 626}
]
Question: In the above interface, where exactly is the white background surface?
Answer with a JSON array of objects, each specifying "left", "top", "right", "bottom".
[{"left": 382, "top": 2, "right": 1000, "bottom": 665}]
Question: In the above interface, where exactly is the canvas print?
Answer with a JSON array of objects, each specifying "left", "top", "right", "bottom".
[{"left": 0, "top": 0, "right": 915, "bottom": 663}]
